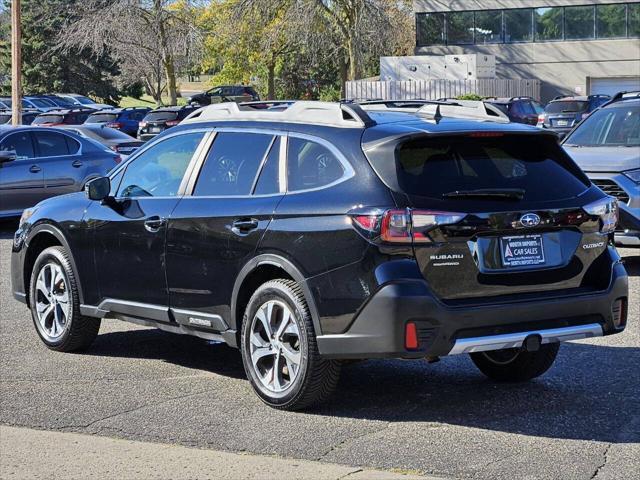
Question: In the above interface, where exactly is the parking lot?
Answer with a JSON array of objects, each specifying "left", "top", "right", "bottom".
[{"left": 0, "top": 220, "right": 638, "bottom": 480}]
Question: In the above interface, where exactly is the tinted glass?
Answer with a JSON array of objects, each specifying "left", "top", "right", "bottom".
[
  {"left": 86, "top": 113, "right": 118, "bottom": 123},
  {"left": 447, "top": 11, "right": 474, "bottom": 44},
  {"left": 630, "top": 3, "right": 640, "bottom": 37},
  {"left": 32, "top": 115, "right": 64, "bottom": 125},
  {"left": 505, "top": 9, "right": 532, "bottom": 42},
  {"left": 545, "top": 101, "right": 588, "bottom": 114},
  {"left": 193, "top": 132, "right": 273, "bottom": 196},
  {"left": 65, "top": 136, "right": 81, "bottom": 154},
  {"left": 144, "top": 111, "right": 178, "bottom": 122},
  {"left": 30, "top": 98, "right": 54, "bottom": 108},
  {"left": 75, "top": 96, "right": 95, "bottom": 105},
  {"left": 118, "top": 132, "right": 204, "bottom": 198},
  {"left": 565, "top": 6, "right": 594, "bottom": 40},
  {"left": 0, "top": 132, "right": 34, "bottom": 159},
  {"left": 254, "top": 137, "right": 280, "bottom": 195},
  {"left": 287, "top": 137, "right": 345, "bottom": 192},
  {"left": 564, "top": 106, "right": 640, "bottom": 147},
  {"left": 395, "top": 135, "right": 588, "bottom": 201},
  {"left": 475, "top": 10, "right": 502, "bottom": 43},
  {"left": 35, "top": 132, "right": 70, "bottom": 156},
  {"left": 535, "top": 7, "right": 563, "bottom": 41},
  {"left": 416, "top": 13, "right": 445, "bottom": 45},
  {"left": 90, "top": 127, "right": 133, "bottom": 140}
]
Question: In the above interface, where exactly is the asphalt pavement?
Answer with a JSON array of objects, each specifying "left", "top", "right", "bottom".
[{"left": 0, "top": 220, "right": 638, "bottom": 479}]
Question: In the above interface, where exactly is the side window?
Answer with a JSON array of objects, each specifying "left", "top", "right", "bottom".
[
  {"left": 287, "top": 137, "right": 345, "bottom": 192},
  {"left": 65, "top": 136, "right": 80, "bottom": 154},
  {"left": 193, "top": 132, "right": 274, "bottom": 196},
  {"left": 35, "top": 132, "right": 70, "bottom": 157},
  {"left": 117, "top": 132, "right": 204, "bottom": 198},
  {"left": 0, "top": 132, "right": 35, "bottom": 159},
  {"left": 254, "top": 137, "right": 280, "bottom": 195}
]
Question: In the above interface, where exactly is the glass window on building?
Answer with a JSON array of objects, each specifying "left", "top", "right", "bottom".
[
  {"left": 504, "top": 9, "right": 533, "bottom": 42},
  {"left": 597, "top": 4, "right": 627, "bottom": 38},
  {"left": 630, "top": 3, "right": 640, "bottom": 37},
  {"left": 416, "top": 13, "right": 445, "bottom": 45},
  {"left": 565, "top": 5, "right": 595, "bottom": 40},
  {"left": 475, "top": 10, "right": 503, "bottom": 43},
  {"left": 447, "top": 11, "right": 474, "bottom": 44},
  {"left": 535, "top": 7, "right": 563, "bottom": 41}
]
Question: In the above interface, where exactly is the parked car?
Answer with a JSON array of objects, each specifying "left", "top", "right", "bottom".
[
  {"left": 0, "top": 109, "right": 41, "bottom": 125},
  {"left": 32, "top": 108, "right": 97, "bottom": 126},
  {"left": 562, "top": 92, "right": 640, "bottom": 247},
  {"left": 55, "top": 94, "right": 111, "bottom": 110},
  {"left": 485, "top": 96, "right": 544, "bottom": 125},
  {"left": 84, "top": 107, "right": 150, "bottom": 137},
  {"left": 0, "top": 96, "right": 59, "bottom": 112},
  {"left": 188, "top": 85, "right": 259, "bottom": 106},
  {"left": 537, "top": 94, "right": 610, "bottom": 136},
  {"left": 10, "top": 101, "right": 628, "bottom": 410},
  {"left": 58, "top": 124, "right": 144, "bottom": 157},
  {"left": 0, "top": 126, "right": 120, "bottom": 218},
  {"left": 137, "top": 105, "right": 199, "bottom": 141},
  {"left": 35, "top": 94, "right": 78, "bottom": 109}
]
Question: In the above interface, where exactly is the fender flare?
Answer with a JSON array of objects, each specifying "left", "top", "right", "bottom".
[
  {"left": 230, "top": 254, "right": 322, "bottom": 336},
  {"left": 24, "top": 223, "right": 85, "bottom": 305}
]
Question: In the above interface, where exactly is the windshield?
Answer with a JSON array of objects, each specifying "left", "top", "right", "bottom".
[
  {"left": 32, "top": 115, "right": 64, "bottom": 124},
  {"left": 29, "top": 98, "right": 55, "bottom": 108},
  {"left": 86, "top": 113, "right": 118, "bottom": 123},
  {"left": 564, "top": 105, "right": 640, "bottom": 147},
  {"left": 545, "top": 101, "right": 588, "bottom": 114}
]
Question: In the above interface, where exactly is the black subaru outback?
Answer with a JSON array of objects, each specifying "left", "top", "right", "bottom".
[{"left": 11, "top": 101, "right": 628, "bottom": 410}]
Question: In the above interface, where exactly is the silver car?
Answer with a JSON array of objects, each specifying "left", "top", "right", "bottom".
[{"left": 563, "top": 95, "right": 640, "bottom": 247}]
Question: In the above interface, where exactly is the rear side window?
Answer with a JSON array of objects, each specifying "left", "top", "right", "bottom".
[
  {"left": 193, "top": 132, "right": 274, "bottom": 196},
  {"left": 34, "top": 131, "right": 70, "bottom": 156},
  {"left": 395, "top": 135, "right": 589, "bottom": 202},
  {"left": 545, "top": 101, "right": 588, "bottom": 114},
  {"left": 287, "top": 137, "right": 345, "bottom": 192},
  {"left": 0, "top": 132, "right": 35, "bottom": 159},
  {"left": 254, "top": 137, "right": 280, "bottom": 195}
]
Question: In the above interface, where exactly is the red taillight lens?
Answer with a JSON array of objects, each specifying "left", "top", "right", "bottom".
[
  {"left": 138, "top": 121, "right": 147, "bottom": 128},
  {"left": 381, "top": 209, "right": 412, "bottom": 243},
  {"left": 378, "top": 209, "right": 465, "bottom": 243},
  {"left": 537, "top": 114, "right": 545, "bottom": 123},
  {"left": 106, "top": 122, "right": 123, "bottom": 129},
  {"left": 165, "top": 120, "right": 180, "bottom": 127},
  {"left": 352, "top": 214, "right": 379, "bottom": 231},
  {"left": 468, "top": 132, "right": 504, "bottom": 138},
  {"left": 405, "top": 322, "right": 419, "bottom": 350}
]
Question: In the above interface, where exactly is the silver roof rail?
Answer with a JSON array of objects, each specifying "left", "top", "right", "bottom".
[
  {"left": 417, "top": 100, "right": 510, "bottom": 123},
  {"left": 181, "top": 101, "right": 376, "bottom": 128}
]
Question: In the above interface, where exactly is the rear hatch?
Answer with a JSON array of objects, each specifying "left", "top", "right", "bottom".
[
  {"left": 32, "top": 113, "right": 65, "bottom": 125},
  {"left": 544, "top": 100, "right": 586, "bottom": 129},
  {"left": 139, "top": 110, "right": 180, "bottom": 135},
  {"left": 363, "top": 131, "right": 616, "bottom": 302}
]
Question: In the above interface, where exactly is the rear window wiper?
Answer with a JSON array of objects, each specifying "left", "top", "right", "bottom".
[{"left": 442, "top": 188, "right": 525, "bottom": 200}]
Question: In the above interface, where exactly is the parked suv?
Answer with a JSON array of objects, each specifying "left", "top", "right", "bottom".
[
  {"left": 0, "top": 108, "right": 40, "bottom": 125},
  {"left": 32, "top": 108, "right": 97, "bottom": 126},
  {"left": 562, "top": 92, "right": 640, "bottom": 247},
  {"left": 537, "top": 94, "right": 610, "bottom": 135},
  {"left": 188, "top": 85, "right": 259, "bottom": 106},
  {"left": 486, "top": 96, "right": 544, "bottom": 125},
  {"left": 137, "top": 106, "right": 199, "bottom": 141},
  {"left": 11, "top": 101, "right": 628, "bottom": 410},
  {"left": 84, "top": 107, "right": 151, "bottom": 137}
]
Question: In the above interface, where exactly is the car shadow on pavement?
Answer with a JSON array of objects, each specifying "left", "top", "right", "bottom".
[
  {"left": 0, "top": 219, "right": 18, "bottom": 239},
  {"left": 622, "top": 253, "right": 640, "bottom": 276},
  {"left": 89, "top": 328, "right": 639, "bottom": 444}
]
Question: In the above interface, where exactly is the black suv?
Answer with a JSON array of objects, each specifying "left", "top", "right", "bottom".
[
  {"left": 11, "top": 101, "right": 628, "bottom": 410},
  {"left": 188, "top": 85, "right": 260, "bottom": 106},
  {"left": 32, "top": 108, "right": 97, "bottom": 126},
  {"left": 485, "top": 96, "right": 543, "bottom": 125},
  {"left": 537, "top": 94, "right": 610, "bottom": 135},
  {"left": 137, "top": 106, "right": 199, "bottom": 141}
]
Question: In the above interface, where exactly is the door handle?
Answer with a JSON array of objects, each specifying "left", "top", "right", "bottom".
[
  {"left": 29, "top": 165, "right": 41, "bottom": 173},
  {"left": 72, "top": 160, "right": 83, "bottom": 168},
  {"left": 144, "top": 216, "right": 166, "bottom": 232},
  {"left": 232, "top": 218, "right": 259, "bottom": 235}
]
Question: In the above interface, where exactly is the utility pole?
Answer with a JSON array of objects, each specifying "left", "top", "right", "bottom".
[{"left": 11, "top": 0, "right": 21, "bottom": 126}]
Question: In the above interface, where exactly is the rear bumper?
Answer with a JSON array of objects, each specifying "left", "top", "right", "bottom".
[{"left": 316, "top": 256, "right": 628, "bottom": 359}]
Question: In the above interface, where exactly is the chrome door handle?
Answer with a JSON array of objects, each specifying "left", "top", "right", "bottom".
[
  {"left": 144, "top": 216, "right": 166, "bottom": 232},
  {"left": 29, "top": 165, "right": 41, "bottom": 173}
]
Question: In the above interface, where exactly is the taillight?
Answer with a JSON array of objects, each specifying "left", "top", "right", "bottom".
[
  {"left": 584, "top": 197, "right": 618, "bottom": 234},
  {"left": 139, "top": 121, "right": 147, "bottom": 128},
  {"left": 106, "top": 122, "right": 123, "bottom": 129},
  {"left": 411, "top": 211, "right": 466, "bottom": 242},
  {"left": 381, "top": 209, "right": 412, "bottom": 243},
  {"left": 537, "top": 114, "right": 545, "bottom": 124},
  {"left": 165, "top": 120, "right": 180, "bottom": 127},
  {"left": 405, "top": 322, "right": 419, "bottom": 350},
  {"left": 113, "top": 155, "right": 122, "bottom": 164}
]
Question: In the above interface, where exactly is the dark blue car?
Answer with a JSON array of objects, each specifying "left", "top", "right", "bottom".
[{"left": 84, "top": 107, "right": 150, "bottom": 137}]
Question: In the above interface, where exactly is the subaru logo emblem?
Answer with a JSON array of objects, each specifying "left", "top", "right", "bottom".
[{"left": 520, "top": 213, "right": 541, "bottom": 227}]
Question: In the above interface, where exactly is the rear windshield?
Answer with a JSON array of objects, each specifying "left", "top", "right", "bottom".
[
  {"left": 91, "top": 127, "right": 134, "bottom": 140},
  {"left": 395, "top": 135, "right": 589, "bottom": 202},
  {"left": 564, "top": 105, "right": 640, "bottom": 147},
  {"left": 144, "top": 111, "right": 178, "bottom": 122},
  {"left": 86, "top": 113, "right": 118, "bottom": 123},
  {"left": 545, "top": 101, "right": 588, "bottom": 114},
  {"left": 32, "top": 115, "right": 64, "bottom": 124}
]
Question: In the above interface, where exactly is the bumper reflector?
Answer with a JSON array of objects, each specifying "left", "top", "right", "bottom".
[
  {"left": 405, "top": 322, "right": 419, "bottom": 350},
  {"left": 612, "top": 298, "right": 628, "bottom": 329}
]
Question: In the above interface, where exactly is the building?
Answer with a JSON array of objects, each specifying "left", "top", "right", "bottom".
[{"left": 413, "top": 0, "right": 640, "bottom": 102}]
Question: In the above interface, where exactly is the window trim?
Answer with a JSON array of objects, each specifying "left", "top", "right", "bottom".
[
  {"left": 31, "top": 129, "right": 84, "bottom": 159},
  {"left": 0, "top": 131, "right": 37, "bottom": 160}
]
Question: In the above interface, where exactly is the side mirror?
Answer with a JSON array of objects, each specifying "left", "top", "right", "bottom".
[
  {"left": 0, "top": 150, "right": 17, "bottom": 164},
  {"left": 85, "top": 176, "right": 111, "bottom": 201}
]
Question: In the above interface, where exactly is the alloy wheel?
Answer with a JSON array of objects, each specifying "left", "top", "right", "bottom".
[{"left": 34, "top": 262, "right": 70, "bottom": 341}]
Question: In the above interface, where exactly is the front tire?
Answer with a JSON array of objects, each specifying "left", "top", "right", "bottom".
[
  {"left": 240, "top": 279, "right": 341, "bottom": 410},
  {"left": 470, "top": 343, "right": 560, "bottom": 382},
  {"left": 29, "top": 246, "right": 101, "bottom": 352}
]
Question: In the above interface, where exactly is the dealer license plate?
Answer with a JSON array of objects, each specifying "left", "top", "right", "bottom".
[{"left": 500, "top": 234, "right": 545, "bottom": 267}]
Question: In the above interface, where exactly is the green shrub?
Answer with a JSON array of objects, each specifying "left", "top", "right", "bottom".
[{"left": 456, "top": 93, "right": 484, "bottom": 101}]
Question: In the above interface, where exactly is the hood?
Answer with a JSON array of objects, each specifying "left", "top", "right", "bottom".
[{"left": 562, "top": 145, "right": 640, "bottom": 173}]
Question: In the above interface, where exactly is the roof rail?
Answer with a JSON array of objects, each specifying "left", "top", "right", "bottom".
[
  {"left": 553, "top": 95, "right": 571, "bottom": 100},
  {"left": 417, "top": 100, "right": 510, "bottom": 123},
  {"left": 182, "top": 101, "right": 376, "bottom": 128}
]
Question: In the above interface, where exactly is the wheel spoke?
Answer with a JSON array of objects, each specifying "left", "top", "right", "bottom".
[
  {"left": 275, "top": 308, "right": 291, "bottom": 339},
  {"left": 280, "top": 344, "right": 301, "bottom": 367},
  {"left": 250, "top": 331, "right": 268, "bottom": 348},
  {"left": 251, "top": 346, "right": 274, "bottom": 365},
  {"left": 255, "top": 307, "right": 272, "bottom": 338},
  {"left": 271, "top": 352, "right": 282, "bottom": 390},
  {"left": 54, "top": 290, "right": 69, "bottom": 305},
  {"left": 35, "top": 276, "right": 49, "bottom": 298}
]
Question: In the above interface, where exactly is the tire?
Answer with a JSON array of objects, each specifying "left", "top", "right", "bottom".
[
  {"left": 470, "top": 343, "right": 560, "bottom": 382},
  {"left": 29, "top": 246, "right": 101, "bottom": 352},
  {"left": 240, "top": 279, "right": 341, "bottom": 410}
]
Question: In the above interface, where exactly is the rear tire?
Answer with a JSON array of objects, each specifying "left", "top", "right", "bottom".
[
  {"left": 240, "top": 279, "right": 341, "bottom": 410},
  {"left": 470, "top": 343, "right": 560, "bottom": 382},
  {"left": 29, "top": 246, "right": 101, "bottom": 352}
]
